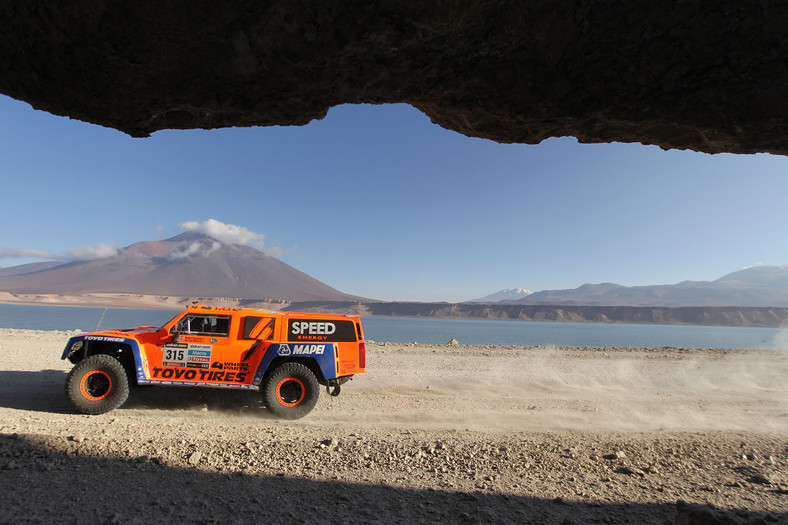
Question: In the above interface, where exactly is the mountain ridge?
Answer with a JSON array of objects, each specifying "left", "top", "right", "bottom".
[
  {"left": 476, "top": 265, "right": 788, "bottom": 307},
  {"left": 0, "top": 234, "right": 365, "bottom": 302}
]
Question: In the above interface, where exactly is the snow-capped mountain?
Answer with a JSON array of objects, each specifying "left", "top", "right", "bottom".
[{"left": 469, "top": 288, "right": 535, "bottom": 303}]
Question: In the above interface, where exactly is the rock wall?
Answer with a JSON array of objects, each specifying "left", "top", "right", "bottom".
[{"left": 1, "top": 1, "right": 787, "bottom": 154}]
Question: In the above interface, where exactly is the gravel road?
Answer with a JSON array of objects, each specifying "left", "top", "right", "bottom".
[{"left": 1, "top": 329, "right": 786, "bottom": 524}]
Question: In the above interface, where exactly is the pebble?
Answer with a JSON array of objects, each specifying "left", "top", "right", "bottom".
[{"left": 187, "top": 451, "right": 202, "bottom": 465}]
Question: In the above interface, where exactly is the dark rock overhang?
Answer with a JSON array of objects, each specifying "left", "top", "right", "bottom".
[{"left": 1, "top": 1, "right": 786, "bottom": 154}]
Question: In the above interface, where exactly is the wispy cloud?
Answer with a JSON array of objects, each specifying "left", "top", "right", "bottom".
[
  {"left": 0, "top": 247, "right": 55, "bottom": 260},
  {"left": 168, "top": 242, "right": 203, "bottom": 260},
  {"left": 1, "top": 219, "right": 290, "bottom": 266},
  {"left": 64, "top": 243, "right": 118, "bottom": 260},
  {"left": 0, "top": 243, "right": 118, "bottom": 262},
  {"left": 178, "top": 218, "right": 266, "bottom": 249},
  {"left": 167, "top": 241, "right": 224, "bottom": 260},
  {"left": 177, "top": 219, "right": 297, "bottom": 258}
]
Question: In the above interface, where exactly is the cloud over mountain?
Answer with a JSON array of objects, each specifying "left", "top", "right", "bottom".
[
  {"left": 63, "top": 243, "right": 119, "bottom": 261},
  {"left": 0, "top": 220, "right": 270, "bottom": 266},
  {"left": 178, "top": 219, "right": 265, "bottom": 249},
  {"left": 0, "top": 232, "right": 364, "bottom": 302}
]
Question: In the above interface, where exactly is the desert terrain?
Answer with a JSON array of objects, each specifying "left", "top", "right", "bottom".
[{"left": 1, "top": 329, "right": 786, "bottom": 524}]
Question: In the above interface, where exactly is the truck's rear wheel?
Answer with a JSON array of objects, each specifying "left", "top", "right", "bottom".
[
  {"left": 262, "top": 363, "right": 319, "bottom": 419},
  {"left": 66, "top": 355, "right": 129, "bottom": 415}
]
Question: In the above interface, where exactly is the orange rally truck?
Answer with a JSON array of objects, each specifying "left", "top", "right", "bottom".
[{"left": 61, "top": 304, "right": 366, "bottom": 419}]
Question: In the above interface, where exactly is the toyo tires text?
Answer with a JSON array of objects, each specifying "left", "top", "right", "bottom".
[
  {"left": 262, "top": 362, "right": 320, "bottom": 419},
  {"left": 65, "top": 355, "right": 130, "bottom": 415}
]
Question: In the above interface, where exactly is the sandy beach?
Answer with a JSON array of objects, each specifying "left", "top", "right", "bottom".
[
  {"left": 1, "top": 329, "right": 786, "bottom": 523},
  {"left": 0, "top": 292, "right": 190, "bottom": 309}
]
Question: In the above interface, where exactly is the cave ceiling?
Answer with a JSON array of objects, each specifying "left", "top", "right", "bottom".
[{"left": 1, "top": 1, "right": 786, "bottom": 154}]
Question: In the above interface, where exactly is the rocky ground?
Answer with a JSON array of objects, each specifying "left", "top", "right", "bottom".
[{"left": 1, "top": 329, "right": 786, "bottom": 524}]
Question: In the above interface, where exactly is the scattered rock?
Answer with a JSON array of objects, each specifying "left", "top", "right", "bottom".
[
  {"left": 319, "top": 438, "right": 339, "bottom": 449},
  {"left": 615, "top": 466, "right": 646, "bottom": 478},
  {"left": 187, "top": 451, "right": 202, "bottom": 465}
]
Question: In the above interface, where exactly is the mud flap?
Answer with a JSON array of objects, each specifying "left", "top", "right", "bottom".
[{"left": 326, "top": 381, "right": 341, "bottom": 397}]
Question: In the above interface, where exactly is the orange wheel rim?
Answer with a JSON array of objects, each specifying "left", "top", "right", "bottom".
[
  {"left": 275, "top": 377, "right": 305, "bottom": 407},
  {"left": 80, "top": 370, "right": 113, "bottom": 401}
]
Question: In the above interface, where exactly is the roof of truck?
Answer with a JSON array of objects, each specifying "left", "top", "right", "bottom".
[{"left": 184, "top": 304, "right": 361, "bottom": 318}]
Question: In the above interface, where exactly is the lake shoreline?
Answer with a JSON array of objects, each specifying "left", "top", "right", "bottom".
[{"left": 2, "top": 292, "right": 788, "bottom": 328}]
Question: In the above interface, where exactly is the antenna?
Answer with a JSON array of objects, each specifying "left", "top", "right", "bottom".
[{"left": 96, "top": 307, "right": 108, "bottom": 330}]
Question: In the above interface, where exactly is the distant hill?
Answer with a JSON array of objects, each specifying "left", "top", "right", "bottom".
[
  {"left": 513, "top": 265, "right": 788, "bottom": 307},
  {"left": 0, "top": 233, "right": 365, "bottom": 301},
  {"left": 470, "top": 288, "right": 534, "bottom": 303}
]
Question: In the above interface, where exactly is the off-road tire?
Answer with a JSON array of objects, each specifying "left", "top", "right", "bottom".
[
  {"left": 262, "top": 362, "right": 319, "bottom": 419},
  {"left": 66, "top": 355, "right": 130, "bottom": 415}
]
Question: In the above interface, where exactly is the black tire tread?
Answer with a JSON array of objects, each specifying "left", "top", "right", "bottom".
[
  {"left": 261, "top": 362, "right": 319, "bottom": 419},
  {"left": 65, "top": 354, "right": 130, "bottom": 415}
]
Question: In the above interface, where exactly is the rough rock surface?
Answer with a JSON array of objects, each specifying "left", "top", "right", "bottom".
[
  {"left": 1, "top": 2, "right": 787, "bottom": 154},
  {"left": 1, "top": 329, "right": 786, "bottom": 524}
]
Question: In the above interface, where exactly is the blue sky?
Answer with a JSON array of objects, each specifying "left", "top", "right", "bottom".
[{"left": 1, "top": 94, "right": 787, "bottom": 302}]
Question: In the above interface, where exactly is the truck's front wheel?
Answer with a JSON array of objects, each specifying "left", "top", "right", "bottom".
[
  {"left": 262, "top": 363, "right": 319, "bottom": 419},
  {"left": 66, "top": 355, "right": 130, "bottom": 415}
]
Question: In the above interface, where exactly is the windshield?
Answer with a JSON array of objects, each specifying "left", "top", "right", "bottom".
[{"left": 158, "top": 311, "right": 183, "bottom": 331}]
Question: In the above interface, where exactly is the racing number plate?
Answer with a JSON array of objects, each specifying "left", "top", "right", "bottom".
[{"left": 162, "top": 343, "right": 212, "bottom": 369}]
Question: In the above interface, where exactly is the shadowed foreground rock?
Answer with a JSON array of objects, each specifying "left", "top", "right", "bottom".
[
  {"left": 674, "top": 500, "right": 771, "bottom": 525},
  {"left": 1, "top": 1, "right": 787, "bottom": 154}
]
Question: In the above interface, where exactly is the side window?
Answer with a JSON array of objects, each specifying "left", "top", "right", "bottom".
[
  {"left": 244, "top": 316, "right": 276, "bottom": 340},
  {"left": 176, "top": 315, "right": 231, "bottom": 336}
]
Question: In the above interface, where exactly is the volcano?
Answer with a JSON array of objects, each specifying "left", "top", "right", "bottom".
[{"left": 0, "top": 233, "right": 365, "bottom": 301}]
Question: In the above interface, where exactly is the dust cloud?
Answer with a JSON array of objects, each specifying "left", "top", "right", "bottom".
[{"left": 336, "top": 344, "right": 788, "bottom": 433}]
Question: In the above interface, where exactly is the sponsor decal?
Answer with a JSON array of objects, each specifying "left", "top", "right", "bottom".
[
  {"left": 292, "top": 344, "right": 327, "bottom": 355},
  {"left": 178, "top": 335, "right": 208, "bottom": 344},
  {"left": 287, "top": 319, "right": 358, "bottom": 342},
  {"left": 290, "top": 321, "right": 336, "bottom": 335},
  {"left": 151, "top": 367, "right": 248, "bottom": 383},
  {"left": 340, "top": 360, "right": 358, "bottom": 371},
  {"left": 210, "top": 361, "right": 249, "bottom": 371},
  {"left": 277, "top": 343, "right": 329, "bottom": 356},
  {"left": 85, "top": 335, "right": 126, "bottom": 343}
]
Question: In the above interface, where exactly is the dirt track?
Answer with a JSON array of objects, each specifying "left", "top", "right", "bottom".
[{"left": 1, "top": 329, "right": 787, "bottom": 524}]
